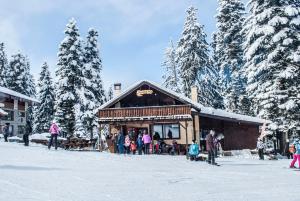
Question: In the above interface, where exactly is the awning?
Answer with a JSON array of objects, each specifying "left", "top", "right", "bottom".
[{"left": 0, "top": 108, "right": 8, "bottom": 116}]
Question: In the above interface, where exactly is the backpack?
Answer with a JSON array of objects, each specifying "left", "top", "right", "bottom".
[{"left": 289, "top": 144, "right": 296, "bottom": 154}]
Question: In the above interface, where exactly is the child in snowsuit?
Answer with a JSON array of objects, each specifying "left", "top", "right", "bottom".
[
  {"left": 290, "top": 139, "right": 300, "bottom": 168},
  {"left": 257, "top": 138, "right": 265, "bottom": 160},
  {"left": 189, "top": 140, "right": 200, "bottom": 161},
  {"left": 124, "top": 135, "right": 131, "bottom": 154},
  {"left": 130, "top": 141, "right": 137, "bottom": 154}
]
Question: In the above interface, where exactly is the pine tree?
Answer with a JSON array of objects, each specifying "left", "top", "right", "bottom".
[
  {"left": 162, "top": 40, "right": 181, "bottom": 93},
  {"left": 107, "top": 86, "right": 113, "bottom": 101},
  {"left": 81, "top": 28, "right": 105, "bottom": 139},
  {"left": 33, "top": 62, "right": 55, "bottom": 133},
  {"left": 244, "top": 0, "right": 300, "bottom": 135},
  {"left": 55, "top": 18, "right": 84, "bottom": 136},
  {"left": 214, "top": 0, "right": 248, "bottom": 113},
  {"left": 7, "top": 53, "right": 28, "bottom": 94},
  {"left": 74, "top": 103, "right": 86, "bottom": 138},
  {"left": 0, "top": 43, "right": 8, "bottom": 87},
  {"left": 177, "top": 6, "right": 223, "bottom": 108}
]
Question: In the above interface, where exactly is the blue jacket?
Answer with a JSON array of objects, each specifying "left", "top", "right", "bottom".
[
  {"left": 136, "top": 137, "right": 143, "bottom": 148},
  {"left": 189, "top": 143, "right": 199, "bottom": 156},
  {"left": 294, "top": 142, "right": 300, "bottom": 154}
]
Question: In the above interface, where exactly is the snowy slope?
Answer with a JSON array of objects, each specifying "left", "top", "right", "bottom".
[{"left": 0, "top": 141, "right": 299, "bottom": 201}]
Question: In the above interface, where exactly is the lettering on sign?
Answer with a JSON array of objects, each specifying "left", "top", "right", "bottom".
[{"left": 136, "top": 89, "right": 153, "bottom": 97}]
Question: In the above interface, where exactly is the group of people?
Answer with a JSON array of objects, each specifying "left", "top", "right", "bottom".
[
  {"left": 112, "top": 130, "right": 152, "bottom": 155},
  {"left": 1, "top": 121, "right": 31, "bottom": 146}
]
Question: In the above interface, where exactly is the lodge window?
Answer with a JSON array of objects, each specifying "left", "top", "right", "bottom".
[
  {"left": 153, "top": 124, "right": 180, "bottom": 140},
  {"left": 1, "top": 110, "right": 14, "bottom": 121}
]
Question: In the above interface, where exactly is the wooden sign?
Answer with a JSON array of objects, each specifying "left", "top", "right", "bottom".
[{"left": 136, "top": 89, "right": 153, "bottom": 97}]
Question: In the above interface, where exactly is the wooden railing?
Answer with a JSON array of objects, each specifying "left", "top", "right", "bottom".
[{"left": 99, "top": 105, "right": 191, "bottom": 118}]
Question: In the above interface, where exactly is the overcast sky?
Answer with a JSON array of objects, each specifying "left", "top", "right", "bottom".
[{"left": 0, "top": 0, "right": 248, "bottom": 90}]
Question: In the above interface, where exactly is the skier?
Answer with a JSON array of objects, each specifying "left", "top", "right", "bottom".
[
  {"left": 142, "top": 130, "right": 151, "bottom": 154},
  {"left": 136, "top": 134, "right": 143, "bottom": 155},
  {"left": 206, "top": 130, "right": 217, "bottom": 165},
  {"left": 124, "top": 134, "right": 131, "bottom": 154},
  {"left": 48, "top": 121, "right": 60, "bottom": 150},
  {"left": 290, "top": 139, "right": 300, "bottom": 169},
  {"left": 257, "top": 138, "right": 265, "bottom": 160},
  {"left": 2, "top": 123, "right": 10, "bottom": 142},
  {"left": 117, "top": 131, "right": 125, "bottom": 154},
  {"left": 188, "top": 139, "right": 200, "bottom": 161},
  {"left": 23, "top": 120, "right": 31, "bottom": 146}
]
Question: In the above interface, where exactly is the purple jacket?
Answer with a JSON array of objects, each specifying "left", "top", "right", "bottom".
[
  {"left": 206, "top": 133, "right": 215, "bottom": 151},
  {"left": 142, "top": 134, "right": 151, "bottom": 144}
]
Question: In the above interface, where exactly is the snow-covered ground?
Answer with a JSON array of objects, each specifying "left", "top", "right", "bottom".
[{"left": 0, "top": 141, "right": 299, "bottom": 201}]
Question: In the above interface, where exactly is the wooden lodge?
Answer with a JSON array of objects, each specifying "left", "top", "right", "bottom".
[{"left": 98, "top": 80, "right": 267, "bottom": 151}]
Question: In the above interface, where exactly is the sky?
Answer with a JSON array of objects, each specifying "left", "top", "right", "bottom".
[{"left": 0, "top": 0, "right": 248, "bottom": 90}]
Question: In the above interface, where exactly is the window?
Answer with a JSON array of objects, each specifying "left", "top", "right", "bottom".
[
  {"left": 153, "top": 124, "right": 180, "bottom": 139},
  {"left": 18, "top": 126, "right": 25, "bottom": 135},
  {"left": 1, "top": 110, "right": 14, "bottom": 121}
]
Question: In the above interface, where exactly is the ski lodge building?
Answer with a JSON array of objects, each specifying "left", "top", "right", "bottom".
[
  {"left": 0, "top": 86, "right": 39, "bottom": 137},
  {"left": 98, "top": 80, "right": 268, "bottom": 151}
]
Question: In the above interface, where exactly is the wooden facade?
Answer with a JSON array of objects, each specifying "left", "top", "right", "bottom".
[{"left": 99, "top": 105, "right": 192, "bottom": 122}]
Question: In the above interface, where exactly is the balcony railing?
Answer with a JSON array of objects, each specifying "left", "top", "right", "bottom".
[{"left": 98, "top": 105, "right": 191, "bottom": 122}]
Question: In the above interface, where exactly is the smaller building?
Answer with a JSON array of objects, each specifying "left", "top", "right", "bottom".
[
  {"left": 98, "top": 80, "right": 269, "bottom": 151},
  {"left": 0, "top": 86, "right": 39, "bottom": 137}
]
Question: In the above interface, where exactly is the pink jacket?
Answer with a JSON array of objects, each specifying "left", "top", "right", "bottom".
[
  {"left": 142, "top": 134, "right": 151, "bottom": 144},
  {"left": 49, "top": 123, "right": 59, "bottom": 135}
]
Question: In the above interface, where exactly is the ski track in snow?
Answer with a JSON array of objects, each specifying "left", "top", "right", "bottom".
[{"left": 0, "top": 141, "right": 299, "bottom": 201}]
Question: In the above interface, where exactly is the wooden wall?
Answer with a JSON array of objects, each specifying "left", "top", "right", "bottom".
[{"left": 199, "top": 116, "right": 260, "bottom": 151}]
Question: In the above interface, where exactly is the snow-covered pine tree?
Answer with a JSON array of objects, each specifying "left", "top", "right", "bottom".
[
  {"left": 214, "top": 0, "right": 248, "bottom": 113},
  {"left": 33, "top": 62, "right": 55, "bottom": 133},
  {"left": 74, "top": 103, "right": 86, "bottom": 138},
  {"left": 244, "top": 0, "right": 300, "bottom": 135},
  {"left": 177, "top": 6, "right": 223, "bottom": 108},
  {"left": 55, "top": 18, "right": 84, "bottom": 136},
  {"left": 0, "top": 43, "right": 8, "bottom": 87},
  {"left": 7, "top": 53, "right": 28, "bottom": 94},
  {"left": 81, "top": 28, "right": 105, "bottom": 139},
  {"left": 107, "top": 86, "right": 113, "bottom": 101},
  {"left": 162, "top": 40, "right": 181, "bottom": 93}
]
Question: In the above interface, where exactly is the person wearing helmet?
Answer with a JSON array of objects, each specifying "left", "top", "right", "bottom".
[{"left": 290, "top": 138, "right": 300, "bottom": 168}]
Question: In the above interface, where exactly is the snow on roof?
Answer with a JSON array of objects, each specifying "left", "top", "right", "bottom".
[
  {"left": 98, "top": 80, "right": 269, "bottom": 125},
  {"left": 0, "top": 86, "right": 39, "bottom": 103},
  {"left": 0, "top": 108, "right": 8, "bottom": 115}
]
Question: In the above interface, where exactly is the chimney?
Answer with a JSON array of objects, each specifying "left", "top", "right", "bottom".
[
  {"left": 114, "top": 83, "right": 121, "bottom": 97},
  {"left": 191, "top": 85, "right": 198, "bottom": 102}
]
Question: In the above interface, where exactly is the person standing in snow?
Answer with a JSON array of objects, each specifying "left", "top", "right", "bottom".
[
  {"left": 124, "top": 134, "right": 131, "bottom": 154},
  {"left": 189, "top": 139, "right": 200, "bottom": 161},
  {"left": 290, "top": 138, "right": 300, "bottom": 169},
  {"left": 257, "top": 138, "right": 265, "bottom": 160},
  {"left": 23, "top": 120, "right": 31, "bottom": 146},
  {"left": 206, "top": 130, "right": 217, "bottom": 165},
  {"left": 2, "top": 123, "right": 10, "bottom": 142},
  {"left": 48, "top": 121, "right": 60, "bottom": 150},
  {"left": 142, "top": 130, "right": 151, "bottom": 154},
  {"left": 136, "top": 134, "right": 143, "bottom": 155},
  {"left": 117, "top": 131, "right": 125, "bottom": 154}
]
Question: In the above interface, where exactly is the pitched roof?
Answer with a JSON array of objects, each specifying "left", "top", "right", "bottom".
[
  {"left": 99, "top": 80, "right": 269, "bottom": 125},
  {"left": 0, "top": 86, "right": 39, "bottom": 103}
]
